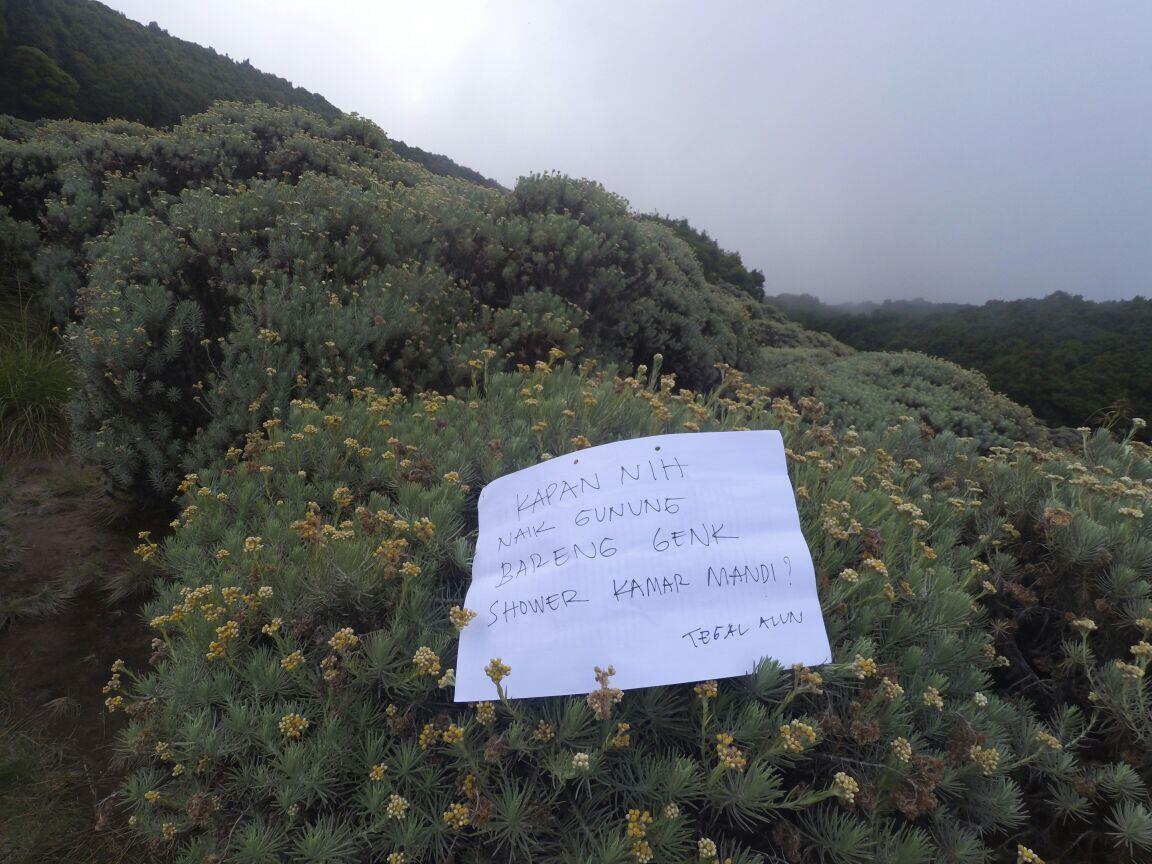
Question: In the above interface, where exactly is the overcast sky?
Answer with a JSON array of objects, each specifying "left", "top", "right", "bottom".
[{"left": 104, "top": 1, "right": 1152, "bottom": 304}]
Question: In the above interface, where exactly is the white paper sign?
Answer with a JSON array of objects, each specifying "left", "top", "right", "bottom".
[{"left": 453, "top": 430, "right": 831, "bottom": 701}]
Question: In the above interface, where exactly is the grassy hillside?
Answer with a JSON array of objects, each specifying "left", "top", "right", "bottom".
[
  {"left": 770, "top": 291, "right": 1152, "bottom": 436},
  {"left": 0, "top": 0, "right": 499, "bottom": 187}
]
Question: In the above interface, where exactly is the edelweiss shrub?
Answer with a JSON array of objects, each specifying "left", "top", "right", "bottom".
[
  {"left": 0, "top": 103, "right": 466, "bottom": 319},
  {"left": 757, "top": 348, "right": 1043, "bottom": 449},
  {"left": 111, "top": 362, "right": 1145, "bottom": 863},
  {"left": 966, "top": 427, "right": 1152, "bottom": 788},
  {"left": 63, "top": 172, "right": 584, "bottom": 496},
  {"left": 3, "top": 103, "right": 844, "bottom": 496},
  {"left": 444, "top": 173, "right": 840, "bottom": 388}
]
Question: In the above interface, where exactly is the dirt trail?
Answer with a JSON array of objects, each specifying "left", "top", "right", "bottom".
[{"left": 0, "top": 456, "right": 157, "bottom": 766}]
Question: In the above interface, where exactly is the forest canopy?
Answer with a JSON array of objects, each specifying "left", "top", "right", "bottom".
[{"left": 770, "top": 291, "right": 1152, "bottom": 437}]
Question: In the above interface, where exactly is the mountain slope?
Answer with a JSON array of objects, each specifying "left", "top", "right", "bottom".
[{"left": 0, "top": 0, "right": 500, "bottom": 187}]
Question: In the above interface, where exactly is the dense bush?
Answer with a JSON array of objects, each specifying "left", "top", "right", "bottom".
[
  {"left": 972, "top": 427, "right": 1152, "bottom": 764},
  {"left": 757, "top": 349, "right": 1043, "bottom": 448},
  {"left": 443, "top": 173, "right": 835, "bottom": 389},
  {"left": 1, "top": 103, "right": 839, "bottom": 498},
  {"left": 642, "top": 213, "right": 766, "bottom": 298},
  {"left": 108, "top": 362, "right": 1151, "bottom": 863}
]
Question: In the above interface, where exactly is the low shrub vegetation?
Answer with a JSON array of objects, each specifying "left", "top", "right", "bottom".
[
  {"left": 6, "top": 100, "right": 1145, "bottom": 864},
  {"left": 109, "top": 362, "right": 1151, "bottom": 862}
]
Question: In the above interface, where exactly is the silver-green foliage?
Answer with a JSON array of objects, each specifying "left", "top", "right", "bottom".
[{"left": 111, "top": 364, "right": 1142, "bottom": 863}]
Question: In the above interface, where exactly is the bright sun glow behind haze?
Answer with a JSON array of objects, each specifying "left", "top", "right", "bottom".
[{"left": 101, "top": 1, "right": 1152, "bottom": 304}]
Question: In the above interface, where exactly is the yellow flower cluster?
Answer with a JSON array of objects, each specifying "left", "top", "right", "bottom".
[
  {"left": 443, "top": 802, "right": 471, "bottom": 830},
  {"left": 385, "top": 794, "right": 409, "bottom": 820},
  {"left": 779, "top": 720, "right": 818, "bottom": 754},
  {"left": 698, "top": 837, "right": 718, "bottom": 861},
  {"left": 625, "top": 809, "right": 653, "bottom": 838},
  {"left": 474, "top": 701, "right": 495, "bottom": 725},
  {"left": 715, "top": 732, "right": 747, "bottom": 770},
  {"left": 281, "top": 650, "right": 304, "bottom": 671},
  {"left": 1016, "top": 845, "right": 1045, "bottom": 864},
  {"left": 331, "top": 486, "right": 353, "bottom": 508},
  {"left": 588, "top": 665, "right": 624, "bottom": 720},
  {"left": 625, "top": 809, "right": 654, "bottom": 863},
  {"left": 533, "top": 721, "right": 555, "bottom": 742},
  {"left": 833, "top": 771, "right": 860, "bottom": 804},
  {"left": 891, "top": 737, "right": 912, "bottom": 762},
  {"left": 1034, "top": 730, "right": 1062, "bottom": 751},
  {"left": 820, "top": 499, "right": 862, "bottom": 541},
  {"left": 134, "top": 530, "right": 159, "bottom": 561},
  {"left": 879, "top": 677, "right": 904, "bottom": 700},
  {"left": 418, "top": 723, "right": 440, "bottom": 749},
  {"left": 413, "top": 646, "right": 442, "bottom": 676},
  {"left": 328, "top": 627, "right": 359, "bottom": 653},
  {"left": 206, "top": 619, "right": 240, "bottom": 662},
  {"left": 922, "top": 686, "right": 944, "bottom": 710},
  {"left": 375, "top": 537, "right": 409, "bottom": 563},
  {"left": 613, "top": 722, "right": 632, "bottom": 749},
  {"left": 969, "top": 745, "right": 1000, "bottom": 775},
  {"left": 694, "top": 680, "right": 718, "bottom": 700},
  {"left": 793, "top": 664, "right": 824, "bottom": 693},
  {"left": 369, "top": 763, "right": 387, "bottom": 781},
  {"left": 480, "top": 658, "right": 511, "bottom": 687},
  {"left": 411, "top": 517, "right": 436, "bottom": 540},
  {"left": 1115, "top": 660, "right": 1145, "bottom": 680},
  {"left": 450, "top": 605, "right": 477, "bottom": 631},
  {"left": 853, "top": 655, "right": 878, "bottom": 679},
  {"left": 279, "top": 712, "right": 309, "bottom": 739}
]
